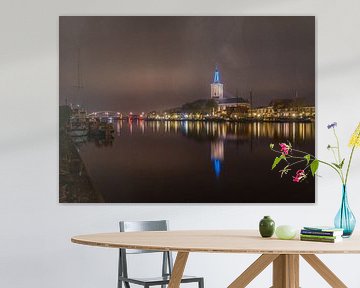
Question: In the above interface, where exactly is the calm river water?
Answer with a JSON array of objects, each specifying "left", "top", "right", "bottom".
[{"left": 77, "top": 120, "right": 315, "bottom": 203}]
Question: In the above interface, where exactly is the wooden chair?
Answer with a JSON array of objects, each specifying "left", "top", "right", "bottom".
[{"left": 118, "top": 220, "right": 204, "bottom": 288}]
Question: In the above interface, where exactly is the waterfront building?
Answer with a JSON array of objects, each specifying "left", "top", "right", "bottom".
[
  {"left": 210, "top": 66, "right": 250, "bottom": 116},
  {"left": 218, "top": 97, "right": 250, "bottom": 115},
  {"left": 250, "top": 98, "right": 315, "bottom": 120}
]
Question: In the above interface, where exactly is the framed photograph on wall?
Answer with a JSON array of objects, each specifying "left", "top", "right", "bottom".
[{"left": 59, "top": 16, "right": 315, "bottom": 203}]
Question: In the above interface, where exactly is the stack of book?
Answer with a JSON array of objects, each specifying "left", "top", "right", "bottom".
[{"left": 300, "top": 226, "right": 344, "bottom": 243}]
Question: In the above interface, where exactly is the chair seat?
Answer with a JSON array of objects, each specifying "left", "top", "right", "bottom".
[{"left": 119, "top": 274, "right": 203, "bottom": 286}]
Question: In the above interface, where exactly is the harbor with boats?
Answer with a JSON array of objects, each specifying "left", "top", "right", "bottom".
[
  {"left": 59, "top": 105, "right": 110, "bottom": 203},
  {"left": 59, "top": 102, "right": 315, "bottom": 203}
]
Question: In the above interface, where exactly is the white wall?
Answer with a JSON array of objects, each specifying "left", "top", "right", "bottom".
[{"left": 1, "top": 0, "right": 360, "bottom": 287}]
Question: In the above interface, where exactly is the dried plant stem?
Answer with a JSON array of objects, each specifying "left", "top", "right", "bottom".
[
  {"left": 317, "top": 159, "right": 344, "bottom": 182},
  {"left": 333, "top": 128, "right": 345, "bottom": 182},
  {"left": 345, "top": 145, "right": 356, "bottom": 185}
]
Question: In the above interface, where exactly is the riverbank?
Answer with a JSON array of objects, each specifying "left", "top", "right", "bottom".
[
  {"left": 59, "top": 132, "right": 103, "bottom": 203},
  {"left": 59, "top": 106, "right": 103, "bottom": 203}
]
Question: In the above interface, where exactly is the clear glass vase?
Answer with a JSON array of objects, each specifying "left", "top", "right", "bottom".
[{"left": 334, "top": 185, "right": 356, "bottom": 237}]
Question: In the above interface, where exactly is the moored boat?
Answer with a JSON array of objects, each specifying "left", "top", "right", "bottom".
[{"left": 67, "top": 106, "right": 89, "bottom": 137}]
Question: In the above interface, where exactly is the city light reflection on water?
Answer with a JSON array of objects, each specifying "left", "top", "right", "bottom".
[
  {"left": 123, "top": 120, "right": 315, "bottom": 142},
  {"left": 78, "top": 120, "right": 315, "bottom": 203}
]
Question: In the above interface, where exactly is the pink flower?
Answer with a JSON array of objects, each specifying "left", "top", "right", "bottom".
[
  {"left": 279, "top": 143, "right": 290, "bottom": 155},
  {"left": 292, "top": 170, "right": 306, "bottom": 183}
]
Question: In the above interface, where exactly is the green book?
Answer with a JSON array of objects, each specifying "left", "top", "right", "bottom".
[
  {"left": 300, "top": 234, "right": 339, "bottom": 240},
  {"left": 300, "top": 236, "right": 342, "bottom": 243}
]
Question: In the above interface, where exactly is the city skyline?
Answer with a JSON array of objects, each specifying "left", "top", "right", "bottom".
[
  {"left": 59, "top": 16, "right": 315, "bottom": 203},
  {"left": 59, "top": 16, "right": 315, "bottom": 114}
]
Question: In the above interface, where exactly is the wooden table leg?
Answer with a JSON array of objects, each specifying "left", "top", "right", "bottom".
[
  {"left": 228, "top": 254, "right": 279, "bottom": 288},
  {"left": 168, "top": 252, "right": 189, "bottom": 288},
  {"left": 272, "top": 254, "right": 299, "bottom": 288},
  {"left": 301, "top": 254, "right": 347, "bottom": 288},
  {"left": 288, "top": 255, "right": 299, "bottom": 288},
  {"left": 229, "top": 253, "right": 348, "bottom": 288}
]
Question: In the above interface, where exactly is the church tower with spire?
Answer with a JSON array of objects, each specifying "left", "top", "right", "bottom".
[{"left": 211, "top": 66, "right": 223, "bottom": 101}]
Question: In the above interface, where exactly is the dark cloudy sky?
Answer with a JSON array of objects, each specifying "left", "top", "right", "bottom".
[{"left": 59, "top": 16, "right": 315, "bottom": 113}]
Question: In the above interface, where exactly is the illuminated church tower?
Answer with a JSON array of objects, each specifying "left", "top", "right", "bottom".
[{"left": 210, "top": 66, "right": 223, "bottom": 101}]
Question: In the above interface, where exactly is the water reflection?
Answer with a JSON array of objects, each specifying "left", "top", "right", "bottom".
[
  {"left": 211, "top": 139, "right": 224, "bottom": 178},
  {"left": 123, "top": 120, "right": 315, "bottom": 143},
  {"left": 108, "top": 120, "right": 315, "bottom": 178},
  {"left": 77, "top": 119, "right": 315, "bottom": 203},
  {"left": 78, "top": 120, "right": 315, "bottom": 159}
]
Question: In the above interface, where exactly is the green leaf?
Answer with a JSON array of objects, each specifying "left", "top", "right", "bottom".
[
  {"left": 270, "top": 143, "right": 274, "bottom": 149},
  {"left": 339, "top": 158, "right": 345, "bottom": 169},
  {"left": 310, "top": 160, "right": 319, "bottom": 176},
  {"left": 271, "top": 154, "right": 286, "bottom": 170},
  {"left": 304, "top": 154, "right": 311, "bottom": 164},
  {"left": 271, "top": 157, "right": 281, "bottom": 170}
]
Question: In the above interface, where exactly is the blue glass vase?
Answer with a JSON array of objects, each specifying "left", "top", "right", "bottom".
[{"left": 334, "top": 185, "right": 356, "bottom": 237}]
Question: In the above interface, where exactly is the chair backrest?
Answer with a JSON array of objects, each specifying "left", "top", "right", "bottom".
[
  {"left": 119, "top": 220, "right": 169, "bottom": 254},
  {"left": 118, "top": 220, "right": 174, "bottom": 282},
  {"left": 120, "top": 220, "right": 168, "bottom": 232}
]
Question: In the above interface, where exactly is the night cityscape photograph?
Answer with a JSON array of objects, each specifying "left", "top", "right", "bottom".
[{"left": 59, "top": 16, "right": 315, "bottom": 203}]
